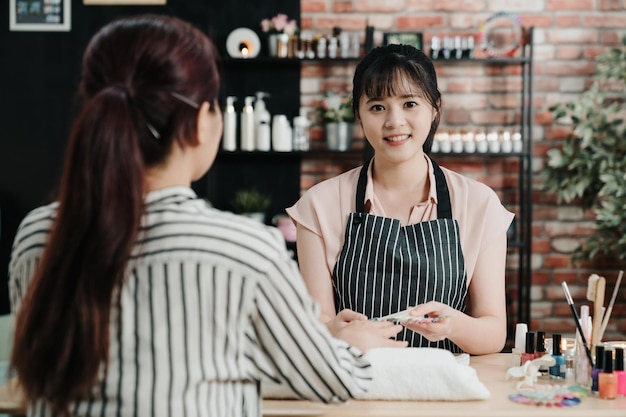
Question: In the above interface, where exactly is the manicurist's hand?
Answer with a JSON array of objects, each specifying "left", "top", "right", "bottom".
[{"left": 404, "top": 301, "right": 458, "bottom": 342}]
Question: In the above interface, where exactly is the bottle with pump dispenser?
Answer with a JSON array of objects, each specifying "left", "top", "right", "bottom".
[
  {"left": 240, "top": 96, "right": 255, "bottom": 151},
  {"left": 254, "top": 92, "right": 271, "bottom": 151},
  {"left": 222, "top": 96, "right": 237, "bottom": 151},
  {"left": 292, "top": 108, "right": 311, "bottom": 151}
]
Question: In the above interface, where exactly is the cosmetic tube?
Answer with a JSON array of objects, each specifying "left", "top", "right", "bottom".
[
  {"left": 615, "top": 347, "right": 626, "bottom": 396},
  {"left": 549, "top": 333, "right": 566, "bottom": 379},
  {"left": 592, "top": 345, "right": 605, "bottom": 393},
  {"left": 599, "top": 350, "right": 617, "bottom": 399}
]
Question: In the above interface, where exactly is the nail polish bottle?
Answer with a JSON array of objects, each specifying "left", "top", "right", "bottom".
[
  {"left": 599, "top": 350, "right": 617, "bottom": 399},
  {"left": 549, "top": 333, "right": 566, "bottom": 379},
  {"left": 536, "top": 331, "right": 548, "bottom": 374},
  {"left": 592, "top": 345, "right": 605, "bottom": 393},
  {"left": 521, "top": 331, "right": 536, "bottom": 364},
  {"left": 615, "top": 347, "right": 626, "bottom": 396}
]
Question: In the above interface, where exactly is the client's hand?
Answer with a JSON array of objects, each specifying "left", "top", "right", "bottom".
[
  {"left": 404, "top": 301, "right": 457, "bottom": 342},
  {"left": 327, "top": 309, "right": 408, "bottom": 352}
]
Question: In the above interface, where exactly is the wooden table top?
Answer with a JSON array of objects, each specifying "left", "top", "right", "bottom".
[{"left": 2, "top": 354, "right": 625, "bottom": 416}]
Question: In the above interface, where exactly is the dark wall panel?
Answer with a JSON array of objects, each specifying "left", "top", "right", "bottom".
[{"left": 0, "top": 0, "right": 300, "bottom": 313}]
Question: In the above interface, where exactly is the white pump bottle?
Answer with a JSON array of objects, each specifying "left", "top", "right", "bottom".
[
  {"left": 240, "top": 96, "right": 255, "bottom": 151},
  {"left": 254, "top": 92, "right": 271, "bottom": 151},
  {"left": 222, "top": 96, "right": 237, "bottom": 151}
]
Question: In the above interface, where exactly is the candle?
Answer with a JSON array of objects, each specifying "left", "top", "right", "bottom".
[
  {"left": 475, "top": 131, "right": 488, "bottom": 153},
  {"left": 487, "top": 129, "right": 500, "bottom": 153},
  {"left": 451, "top": 131, "right": 463, "bottom": 153},
  {"left": 512, "top": 131, "right": 523, "bottom": 153},
  {"left": 463, "top": 131, "right": 476, "bottom": 153},
  {"left": 438, "top": 131, "right": 451, "bottom": 153},
  {"left": 501, "top": 130, "right": 513, "bottom": 153}
]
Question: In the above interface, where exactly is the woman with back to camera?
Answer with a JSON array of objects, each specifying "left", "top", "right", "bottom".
[
  {"left": 9, "top": 14, "right": 373, "bottom": 417},
  {"left": 287, "top": 44, "right": 514, "bottom": 355}
]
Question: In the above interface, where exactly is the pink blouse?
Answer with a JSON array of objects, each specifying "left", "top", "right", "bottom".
[{"left": 286, "top": 157, "right": 515, "bottom": 286}]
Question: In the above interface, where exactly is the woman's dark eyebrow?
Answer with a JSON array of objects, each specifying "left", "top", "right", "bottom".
[{"left": 366, "top": 92, "right": 423, "bottom": 103}]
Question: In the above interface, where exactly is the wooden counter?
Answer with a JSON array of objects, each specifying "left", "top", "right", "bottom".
[
  {"left": 2, "top": 354, "right": 625, "bottom": 416},
  {"left": 262, "top": 353, "right": 626, "bottom": 417}
]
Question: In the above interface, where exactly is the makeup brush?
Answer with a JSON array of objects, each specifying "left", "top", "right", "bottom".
[
  {"left": 587, "top": 274, "right": 606, "bottom": 346},
  {"left": 598, "top": 270, "right": 623, "bottom": 343},
  {"left": 561, "top": 281, "right": 594, "bottom": 367}
]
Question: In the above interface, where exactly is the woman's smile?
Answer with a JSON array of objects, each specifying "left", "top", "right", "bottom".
[{"left": 384, "top": 133, "right": 412, "bottom": 147}]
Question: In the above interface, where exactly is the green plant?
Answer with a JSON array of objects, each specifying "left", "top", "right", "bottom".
[
  {"left": 229, "top": 189, "right": 271, "bottom": 214},
  {"left": 542, "top": 34, "right": 626, "bottom": 261},
  {"left": 318, "top": 91, "right": 355, "bottom": 123}
]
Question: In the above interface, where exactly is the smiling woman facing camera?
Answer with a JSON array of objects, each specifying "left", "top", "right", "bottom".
[
  {"left": 287, "top": 44, "right": 514, "bottom": 355},
  {"left": 9, "top": 15, "right": 371, "bottom": 417}
]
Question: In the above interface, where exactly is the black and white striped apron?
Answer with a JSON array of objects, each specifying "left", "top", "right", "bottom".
[{"left": 332, "top": 158, "right": 467, "bottom": 353}]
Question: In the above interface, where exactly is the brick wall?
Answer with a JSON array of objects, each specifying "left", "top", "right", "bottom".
[{"left": 299, "top": 0, "right": 626, "bottom": 341}]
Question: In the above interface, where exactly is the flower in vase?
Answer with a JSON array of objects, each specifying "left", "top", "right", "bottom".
[
  {"left": 317, "top": 91, "right": 355, "bottom": 124},
  {"left": 260, "top": 13, "right": 298, "bottom": 35}
]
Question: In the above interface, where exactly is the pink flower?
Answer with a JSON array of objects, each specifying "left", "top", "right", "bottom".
[
  {"left": 272, "top": 14, "right": 288, "bottom": 32},
  {"left": 261, "top": 19, "right": 271, "bottom": 32},
  {"left": 260, "top": 13, "right": 299, "bottom": 34}
]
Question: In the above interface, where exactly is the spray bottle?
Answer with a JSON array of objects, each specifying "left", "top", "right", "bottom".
[
  {"left": 240, "top": 96, "right": 255, "bottom": 151},
  {"left": 254, "top": 92, "right": 271, "bottom": 151},
  {"left": 222, "top": 96, "right": 237, "bottom": 151}
]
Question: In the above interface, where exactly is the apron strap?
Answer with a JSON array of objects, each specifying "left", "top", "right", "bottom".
[
  {"left": 355, "top": 157, "right": 371, "bottom": 213},
  {"left": 356, "top": 157, "right": 453, "bottom": 219},
  {"left": 431, "top": 159, "right": 453, "bottom": 219}
]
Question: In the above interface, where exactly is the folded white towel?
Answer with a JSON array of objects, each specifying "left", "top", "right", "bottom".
[{"left": 262, "top": 347, "right": 490, "bottom": 401}]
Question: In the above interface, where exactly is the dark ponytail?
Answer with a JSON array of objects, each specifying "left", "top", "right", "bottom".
[
  {"left": 11, "top": 86, "right": 145, "bottom": 413},
  {"left": 11, "top": 14, "right": 221, "bottom": 414}
]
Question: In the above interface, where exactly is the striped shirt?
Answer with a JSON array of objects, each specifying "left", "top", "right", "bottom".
[{"left": 9, "top": 186, "right": 372, "bottom": 417}]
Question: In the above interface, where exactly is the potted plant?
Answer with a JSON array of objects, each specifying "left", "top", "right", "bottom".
[
  {"left": 229, "top": 189, "right": 271, "bottom": 223},
  {"left": 317, "top": 91, "right": 355, "bottom": 151},
  {"left": 542, "top": 34, "right": 626, "bottom": 262}
]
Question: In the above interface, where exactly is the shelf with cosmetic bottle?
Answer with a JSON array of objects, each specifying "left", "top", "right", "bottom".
[{"left": 430, "top": 28, "right": 535, "bottom": 332}]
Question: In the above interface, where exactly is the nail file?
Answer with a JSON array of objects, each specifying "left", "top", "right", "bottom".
[
  {"left": 592, "top": 276, "right": 606, "bottom": 346},
  {"left": 586, "top": 273, "right": 600, "bottom": 302},
  {"left": 586, "top": 274, "right": 599, "bottom": 345},
  {"left": 371, "top": 308, "right": 448, "bottom": 324}
]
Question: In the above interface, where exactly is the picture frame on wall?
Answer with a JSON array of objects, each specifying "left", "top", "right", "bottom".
[
  {"left": 383, "top": 32, "right": 423, "bottom": 50},
  {"left": 9, "top": 0, "right": 70, "bottom": 31},
  {"left": 82, "top": 0, "right": 166, "bottom": 4}
]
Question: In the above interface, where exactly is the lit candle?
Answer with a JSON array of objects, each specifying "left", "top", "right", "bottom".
[
  {"left": 438, "top": 131, "right": 451, "bottom": 153},
  {"left": 475, "top": 130, "right": 488, "bottom": 153},
  {"left": 501, "top": 130, "right": 513, "bottom": 153},
  {"left": 487, "top": 129, "right": 500, "bottom": 153},
  {"left": 463, "top": 130, "right": 476, "bottom": 153},
  {"left": 512, "top": 131, "right": 523, "bottom": 153},
  {"left": 451, "top": 131, "right": 463, "bottom": 153}
]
